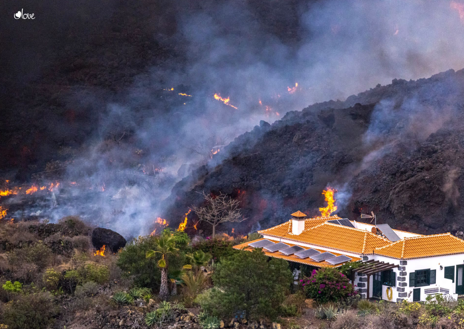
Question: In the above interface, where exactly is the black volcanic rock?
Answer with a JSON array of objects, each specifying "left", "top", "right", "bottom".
[
  {"left": 92, "top": 227, "right": 126, "bottom": 252},
  {"left": 164, "top": 69, "right": 464, "bottom": 236}
]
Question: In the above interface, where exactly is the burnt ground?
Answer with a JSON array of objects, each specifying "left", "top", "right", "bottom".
[
  {"left": 2, "top": 0, "right": 464, "bottom": 237},
  {"left": 0, "top": 0, "right": 310, "bottom": 180},
  {"left": 165, "top": 69, "right": 464, "bottom": 235}
]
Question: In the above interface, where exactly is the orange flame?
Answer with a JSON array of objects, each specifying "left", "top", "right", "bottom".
[
  {"left": 48, "top": 182, "right": 60, "bottom": 192},
  {"left": 214, "top": 93, "right": 238, "bottom": 109},
  {"left": 26, "top": 185, "right": 38, "bottom": 195},
  {"left": 451, "top": 1, "right": 464, "bottom": 22},
  {"left": 0, "top": 206, "right": 7, "bottom": 220},
  {"left": 319, "top": 188, "right": 337, "bottom": 217},
  {"left": 150, "top": 217, "right": 168, "bottom": 236},
  {"left": 178, "top": 209, "right": 191, "bottom": 231},
  {"left": 193, "top": 221, "right": 199, "bottom": 230},
  {"left": 287, "top": 82, "right": 299, "bottom": 94},
  {"left": 178, "top": 93, "right": 192, "bottom": 97},
  {"left": 94, "top": 245, "right": 106, "bottom": 257}
]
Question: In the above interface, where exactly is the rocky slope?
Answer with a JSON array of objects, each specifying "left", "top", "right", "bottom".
[{"left": 165, "top": 69, "right": 464, "bottom": 235}]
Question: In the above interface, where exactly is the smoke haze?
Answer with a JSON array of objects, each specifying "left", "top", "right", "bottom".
[{"left": 2, "top": 0, "right": 464, "bottom": 236}]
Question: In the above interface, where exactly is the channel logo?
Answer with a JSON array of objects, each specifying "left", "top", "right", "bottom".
[{"left": 14, "top": 9, "right": 35, "bottom": 20}]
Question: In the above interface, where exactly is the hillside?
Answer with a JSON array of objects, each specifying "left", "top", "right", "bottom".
[{"left": 165, "top": 69, "right": 464, "bottom": 235}]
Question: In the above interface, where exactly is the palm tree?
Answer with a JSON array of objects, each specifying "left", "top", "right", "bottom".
[
  {"left": 146, "top": 232, "right": 179, "bottom": 300},
  {"left": 187, "top": 250, "right": 212, "bottom": 270}
]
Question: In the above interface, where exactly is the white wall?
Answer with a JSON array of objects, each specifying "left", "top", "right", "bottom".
[
  {"left": 352, "top": 221, "right": 420, "bottom": 239},
  {"left": 403, "top": 254, "right": 464, "bottom": 302},
  {"left": 364, "top": 253, "right": 464, "bottom": 302}
]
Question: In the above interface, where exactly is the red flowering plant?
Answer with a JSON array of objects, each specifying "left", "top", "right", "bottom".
[{"left": 301, "top": 267, "right": 357, "bottom": 304}]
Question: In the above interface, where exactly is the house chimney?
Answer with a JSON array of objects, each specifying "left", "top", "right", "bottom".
[{"left": 291, "top": 211, "right": 307, "bottom": 235}]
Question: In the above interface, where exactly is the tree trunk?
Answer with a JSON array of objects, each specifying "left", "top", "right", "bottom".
[
  {"left": 171, "top": 282, "right": 177, "bottom": 296},
  {"left": 159, "top": 268, "right": 169, "bottom": 300},
  {"left": 212, "top": 224, "right": 216, "bottom": 239}
]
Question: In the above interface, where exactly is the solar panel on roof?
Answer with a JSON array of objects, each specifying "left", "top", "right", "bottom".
[
  {"left": 264, "top": 242, "right": 289, "bottom": 253},
  {"left": 249, "top": 239, "right": 275, "bottom": 248},
  {"left": 294, "top": 249, "right": 321, "bottom": 259},
  {"left": 310, "top": 252, "right": 336, "bottom": 262},
  {"left": 280, "top": 245, "right": 305, "bottom": 256},
  {"left": 376, "top": 224, "right": 401, "bottom": 242},
  {"left": 327, "top": 220, "right": 340, "bottom": 225},
  {"left": 326, "top": 255, "right": 351, "bottom": 265},
  {"left": 338, "top": 219, "right": 355, "bottom": 228}
]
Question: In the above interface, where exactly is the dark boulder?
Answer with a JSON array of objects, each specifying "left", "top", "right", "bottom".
[{"left": 92, "top": 227, "right": 126, "bottom": 253}]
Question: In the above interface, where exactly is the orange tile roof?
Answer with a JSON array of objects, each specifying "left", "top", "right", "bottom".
[
  {"left": 259, "top": 216, "right": 341, "bottom": 239},
  {"left": 260, "top": 221, "right": 391, "bottom": 255},
  {"left": 233, "top": 238, "right": 360, "bottom": 267},
  {"left": 291, "top": 210, "right": 307, "bottom": 218},
  {"left": 374, "top": 233, "right": 464, "bottom": 259}
]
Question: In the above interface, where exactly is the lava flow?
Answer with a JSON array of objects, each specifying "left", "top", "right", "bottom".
[
  {"left": 213, "top": 93, "right": 238, "bottom": 109},
  {"left": 319, "top": 188, "right": 337, "bottom": 217}
]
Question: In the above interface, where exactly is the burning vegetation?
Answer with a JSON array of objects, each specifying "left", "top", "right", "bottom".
[
  {"left": 319, "top": 188, "right": 338, "bottom": 217},
  {"left": 94, "top": 245, "right": 106, "bottom": 257}
]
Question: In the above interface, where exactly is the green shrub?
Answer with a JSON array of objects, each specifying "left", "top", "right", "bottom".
[
  {"left": 43, "top": 268, "right": 61, "bottom": 291},
  {"left": 79, "top": 263, "right": 109, "bottom": 284},
  {"left": 112, "top": 291, "right": 134, "bottom": 305},
  {"left": 2, "top": 291, "right": 59, "bottom": 329},
  {"left": 117, "top": 234, "right": 187, "bottom": 290},
  {"left": 193, "top": 238, "right": 237, "bottom": 263},
  {"left": 58, "top": 216, "right": 89, "bottom": 236},
  {"left": 397, "top": 300, "right": 421, "bottom": 317},
  {"left": 246, "top": 232, "right": 262, "bottom": 242},
  {"left": 331, "top": 310, "right": 360, "bottom": 329},
  {"left": 75, "top": 281, "right": 99, "bottom": 297},
  {"left": 129, "top": 287, "right": 152, "bottom": 302},
  {"left": 199, "top": 313, "right": 221, "bottom": 329},
  {"left": 302, "top": 268, "right": 355, "bottom": 304},
  {"left": 424, "top": 293, "right": 453, "bottom": 317},
  {"left": 145, "top": 301, "right": 175, "bottom": 326},
  {"left": 181, "top": 270, "right": 210, "bottom": 307},
  {"left": 8, "top": 242, "right": 52, "bottom": 270},
  {"left": 2, "top": 281, "right": 22, "bottom": 293},
  {"left": 280, "top": 292, "right": 306, "bottom": 317},
  {"left": 315, "top": 304, "right": 337, "bottom": 320},
  {"left": 357, "top": 300, "right": 378, "bottom": 315},
  {"left": 198, "top": 248, "right": 292, "bottom": 321}
]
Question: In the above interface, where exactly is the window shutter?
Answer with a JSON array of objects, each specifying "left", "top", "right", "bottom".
[
  {"left": 430, "top": 270, "right": 436, "bottom": 285},
  {"left": 445, "top": 266, "right": 455, "bottom": 282},
  {"left": 392, "top": 271, "right": 396, "bottom": 287},
  {"left": 410, "top": 272, "right": 415, "bottom": 287}
]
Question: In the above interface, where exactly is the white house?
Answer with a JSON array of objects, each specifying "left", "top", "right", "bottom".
[{"left": 234, "top": 211, "right": 464, "bottom": 302}]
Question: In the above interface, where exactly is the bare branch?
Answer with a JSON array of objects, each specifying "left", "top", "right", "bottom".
[{"left": 192, "top": 191, "right": 246, "bottom": 237}]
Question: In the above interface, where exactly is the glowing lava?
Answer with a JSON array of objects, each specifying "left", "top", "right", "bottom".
[
  {"left": 214, "top": 93, "right": 238, "bottom": 109},
  {"left": 319, "top": 188, "right": 337, "bottom": 217},
  {"left": 94, "top": 245, "right": 106, "bottom": 257},
  {"left": 26, "top": 185, "right": 38, "bottom": 195}
]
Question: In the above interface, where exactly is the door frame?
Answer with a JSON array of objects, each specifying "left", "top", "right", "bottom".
[
  {"left": 456, "top": 265, "right": 464, "bottom": 295},
  {"left": 373, "top": 272, "right": 382, "bottom": 299}
]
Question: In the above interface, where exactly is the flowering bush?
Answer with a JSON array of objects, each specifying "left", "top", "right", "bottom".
[{"left": 301, "top": 268, "right": 356, "bottom": 304}]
